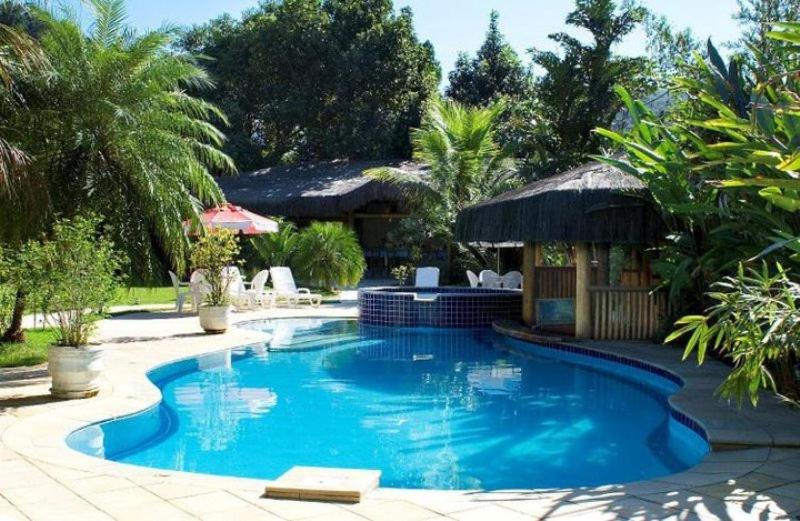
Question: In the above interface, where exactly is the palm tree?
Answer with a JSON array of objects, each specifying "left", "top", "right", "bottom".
[
  {"left": 0, "top": 22, "right": 45, "bottom": 191},
  {"left": 366, "top": 97, "right": 519, "bottom": 273},
  {"left": 0, "top": 0, "right": 234, "bottom": 340},
  {"left": 294, "top": 222, "right": 366, "bottom": 291}
]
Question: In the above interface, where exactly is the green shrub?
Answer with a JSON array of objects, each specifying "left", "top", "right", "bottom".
[
  {"left": 250, "top": 220, "right": 300, "bottom": 267},
  {"left": 21, "top": 216, "right": 123, "bottom": 347},
  {"left": 190, "top": 229, "right": 240, "bottom": 307},
  {"left": 294, "top": 222, "right": 365, "bottom": 291},
  {"left": 667, "top": 263, "right": 800, "bottom": 407}
]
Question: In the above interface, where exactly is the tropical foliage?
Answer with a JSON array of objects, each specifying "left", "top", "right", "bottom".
[
  {"left": 0, "top": 0, "right": 234, "bottom": 340},
  {"left": 293, "top": 222, "right": 366, "bottom": 291},
  {"left": 367, "top": 98, "right": 519, "bottom": 277},
  {"left": 0, "top": 20, "right": 44, "bottom": 190},
  {"left": 446, "top": 11, "right": 530, "bottom": 107},
  {"left": 250, "top": 221, "right": 366, "bottom": 291},
  {"left": 596, "top": 22, "right": 800, "bottom": 403},
  {"left": 179, "top": 0, "right": 440, "bottom": 169},
  {"left": 190, "top": 229, "right": 240, "bottom": 307},
  {"left": 250, "top": 221, "right": 300, "bottom": 268},
  {"left": 524, "top": 0, "right": 655, "bottom": 174},
  {"left": 667, "top": 263, "right": 800, "bottom": 406},
  {"left": 1, "top": 0, "right": 233, "bottom": 272},
  {"left": 19, "top": 216, "right": 122, "bottom": 348}
]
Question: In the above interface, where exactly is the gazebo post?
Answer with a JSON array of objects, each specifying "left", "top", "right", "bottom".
[
  {"left": 574, "top": 242, "right": 592, "bottom": 339},
  {"left": 522, "top": 242, "right": 537, "bottom": 327}
]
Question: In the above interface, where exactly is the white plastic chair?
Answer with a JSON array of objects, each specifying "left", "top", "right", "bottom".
[
  {"left": 501, "top": 271, "right": 523, "bottom": 290},
  {"left": 270, "top": 267, "right": 322, "bottom": 307},
  {"left": 226, "top": 271, "right": 255, "bottom": 310},
  {"left": 168, "top": 271, "right": 190, "bottom": 313},
  {"left": 189, "top": 270, "right": 210, "bottom": 312},
  {"left": 480, "top": 270, "right": 502, "bottom": 289},
  {"left": 415, "top": 266, "right": 440, "bottom": 287},
  {"left": 466, "top": 270, "right": 480, "bottom": 288},
  {"left": 247, "top": 269, "right": 274, "bottom": 308}
]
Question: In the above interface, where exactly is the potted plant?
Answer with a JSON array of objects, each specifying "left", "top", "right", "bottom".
[
  {"left": 22, "top": 216, "right": 122, "bottom": 399},
  {"left": 190, "top": 229, "right": 240, "bottom": 333},
  {"left": 391, "top": 264, "right": 413, "bottom": 286}
]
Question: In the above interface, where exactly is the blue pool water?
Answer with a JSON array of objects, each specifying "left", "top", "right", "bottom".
[{"left": 68, "top": 319, "right": 708, "bottom": 490}]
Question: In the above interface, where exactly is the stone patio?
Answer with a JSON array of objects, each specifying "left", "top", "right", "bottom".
[{"left": 1, "top": 304, "right": 799, "bottom": 520}]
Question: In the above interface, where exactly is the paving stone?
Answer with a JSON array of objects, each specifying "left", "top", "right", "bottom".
[
  {"left": 2, "top": 481, "right": 83, "bottom": 505},
  {"left": 346, "top": 499, "right": 438, "bottom": 521},
  {"left": 448, "top": 504, "right": 540, "bottom": 521},
  {"left": 256, "top": 497, "right": 349, "bottom": 520},
  {"left": 68, "top": 475, "right": 138, "bottom": 494},
  {"left": 106, "top": 500, "right": 198, "bottom": 521},
  {"left": 145, "top": 481, "right": 217, "bottom": 500},
  {"left": 200, "top": 504, "right": 285, "bottom": 521},
  {"left": 14, "top": 498, "right": 110, "bottom": 521},
  {"left": 171, "top": 490, "right": 255, "bottom": 517},
  {"left": 83, "top": 485, "right": 165, "bottom": 512}
]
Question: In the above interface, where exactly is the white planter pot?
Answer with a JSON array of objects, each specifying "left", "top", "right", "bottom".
[
  {"left": 198, "top": 305, "right": 230, "bottom": 333},
  {"left": 48, "top": 345, "right": 103, "bottom": 399}
]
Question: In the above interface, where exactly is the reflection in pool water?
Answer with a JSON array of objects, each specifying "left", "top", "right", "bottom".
[{"left": 67, "top": 319, "right": 708, "bottom": 490}]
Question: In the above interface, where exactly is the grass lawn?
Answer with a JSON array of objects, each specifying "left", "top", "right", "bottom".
[
  {"left": 112, "top": 286, "right": 175, "bottom": 307},
  {"left": 0, "top": 328, "right": 58, "bottom": 368}
]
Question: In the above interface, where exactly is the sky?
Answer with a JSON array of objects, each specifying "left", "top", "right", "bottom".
[{"left": 60, "top": 0, "right": 744, "bottom": 78}]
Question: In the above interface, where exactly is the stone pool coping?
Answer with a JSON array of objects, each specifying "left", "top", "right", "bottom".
[
  {"left": 492, "top": 320, "right": 800, "bottom": 450},
  {"left": 1, "top": 306, "right": 799, "bottom": 520}
]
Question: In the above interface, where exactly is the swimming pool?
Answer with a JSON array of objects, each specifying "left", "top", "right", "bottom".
[{"left": 67, "top": 318, "right": 708, "bottom": 490}]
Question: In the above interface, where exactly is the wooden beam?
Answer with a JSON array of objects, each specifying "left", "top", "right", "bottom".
[
  {"left": 574, "top": 242, "right": 592, "bottom": 339},
  {"left": 522, "top": 242, "right": 536, "bottom": 326}
]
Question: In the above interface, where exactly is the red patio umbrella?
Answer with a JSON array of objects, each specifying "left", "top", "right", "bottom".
[{"left": 187, "top": 203, "right": 279, "bottom": 235}]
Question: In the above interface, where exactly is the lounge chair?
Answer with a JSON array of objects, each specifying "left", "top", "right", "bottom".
[
  {"left": 466, "top": 270, "right": 480, "bottom": 288},
  {"left": 226, "top": 271, "right": 256, "bottom": 310},
  {"left": 168, "top": 270, "right": 190, "bottom": 313},
  {"left": 501, "top": 270, "right": 523, "bottom": 290},
  {"left": 415, "top": 266, "right": 440, "bottom": 287},
  {"left": 247, "top": 269, "right": 274, "bottom": 308},
  {"left": 270, "top": 267, "right": 322, "bottom": 307}
]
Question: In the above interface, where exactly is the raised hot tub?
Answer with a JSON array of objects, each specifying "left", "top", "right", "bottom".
[{"left": 358, "top": 287, "right": 522, "bottom": 328}]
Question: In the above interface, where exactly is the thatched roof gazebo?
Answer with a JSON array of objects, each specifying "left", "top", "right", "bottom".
[
  {"left": 217, "top": 159, "right": 428, "bottom": 278},
  {"left": 217, "top": 159, "right": 426, "bottom": 219},
  {"left": 455, "top": 161, "right": 666, "bottom": 340}
]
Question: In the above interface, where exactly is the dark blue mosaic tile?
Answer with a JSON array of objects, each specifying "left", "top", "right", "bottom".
[{"left": 358, "top": 287, "right": 522, "bottom": 328}]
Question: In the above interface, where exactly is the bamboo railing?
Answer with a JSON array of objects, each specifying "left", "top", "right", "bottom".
[
  {"left": 534, "top": 267, "right": 576, "bottom": 299},
  {"left": 589, "top": 286, "right": 667, "bottom": 340}
]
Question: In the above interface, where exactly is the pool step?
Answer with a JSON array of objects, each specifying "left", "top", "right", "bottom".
[
  {"left": 269, "top": 334, "right": 361, "bottom": 351},
  {"left": 265, "top": 466, "right": 380, "bottom": 503}
]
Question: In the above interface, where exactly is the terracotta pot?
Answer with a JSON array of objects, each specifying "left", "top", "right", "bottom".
[
  {"left": 198, "top": 305, "right": 230, "bottom": 333},
  {"left": 48, "top": 345, "right": 103, "bottom": 399}
]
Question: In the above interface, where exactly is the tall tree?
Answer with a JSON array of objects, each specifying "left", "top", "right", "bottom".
[
  {"left": 180, "top": 0, "right": 440, "bottom": 170},
  {"left": 526, "top": 0, "right": 654, "bottom": 175},
  {"left": 367, "top": 98, "right": 520, "bottom": 277},
  {"left": 0, "top": 0, "right": 233, "bottom": 339},
  {"left": 445, "top": 11, "right": 530, "bottom": 106},
  {"left": 731, "top": 0, "right": 800, "bottom": 76},
  {"left": 0, "top": 1, "right": 45, "bottom": 37},
  {"left": 644, "top": 13, "right": 701, "bottom": 83}
]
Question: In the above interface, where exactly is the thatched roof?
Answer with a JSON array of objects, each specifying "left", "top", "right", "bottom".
[
  {"left": 217, "top": 160, "right": 425, "bottom": 218},
  {"left": 455, "top": 161, "right": 664, "bottom": 245}
]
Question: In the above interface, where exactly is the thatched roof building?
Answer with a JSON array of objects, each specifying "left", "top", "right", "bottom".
[
  {"left": 217, "top": 160, "right": 425, "bottom": 219},
  {"left": 455, "top": 161, "right": 663, "bottom": 245}
]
